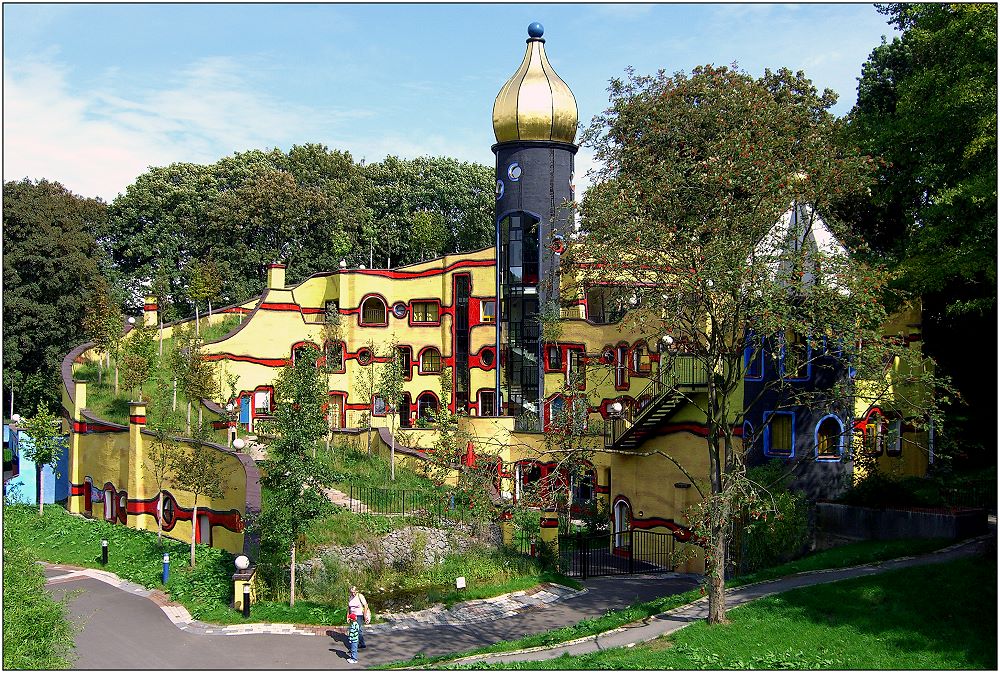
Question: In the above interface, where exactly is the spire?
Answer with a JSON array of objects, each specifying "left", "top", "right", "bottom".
[{"left": 493, "top": 23, "right": 578, "bottom": 144}]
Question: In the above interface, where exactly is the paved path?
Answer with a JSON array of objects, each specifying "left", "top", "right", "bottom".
[
  {"left": 43, "top": 564, "right": 698, "bottom": 669},
  {"left": 322, "top": 485, "right": 368, "bottom": 513},
  {"left": 453, "top": 534, "right": 992, "bottom": 667}
]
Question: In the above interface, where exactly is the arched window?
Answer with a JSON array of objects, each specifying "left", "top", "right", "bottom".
[
  {"left": 815, "top": 415, "right": 844, "bottom": 460},
  {"left": 360, "top": 297, "right": 387, "bottom": 326},
  {"left": 615, "top": 344, "right": 629, "bottom": 388},
  {"left": 613, "top": 498, "right": 632, "bottom": 550},
  {"left": 420, "top": 347, "right": 442, "bottom": 374},
  {"left": 864, "top": 410, "right": 884, "bottom": 456},
  {"left": 417, "top": 392, "right": 439, "bottom": 420}
]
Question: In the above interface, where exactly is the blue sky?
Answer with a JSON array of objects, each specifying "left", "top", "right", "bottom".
[{"left": 3, "top": 3, "right": 898, "bottom": 202}]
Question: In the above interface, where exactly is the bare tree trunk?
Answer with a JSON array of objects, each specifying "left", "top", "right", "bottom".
[
  {"left": 198, "top": 404, "right": 203, "bottom": 429},
  {"left": 172, "top": 378, "right": 178, "bottom": 411},
  {"left": 186, "top": 401, "right": 192, "bottom": 434},
  {"left": 290, "top": 543, "right": 296, "bottom": 608},
  {"left": 707, "top": 523, "right": 728, "bottom": 624},
  {"left": 158, "top": 491, "right": 164, "bottom": 543},
  {"left": 114, "top": 359, "right": 119, "bottom": 395},
  {"left": 195, "top": 305, "right": 200, "bottom": 337},
  {"left": 208, "top": 299, "right": 213, "bottom": 319},
  {"left": 159, "top": 319, "right": 164, "bottom": 357},
  {"left": 390, "top": 419, "right": 396, "bottom": 481},
  {"left": 38, "top": 466, "right": 44, "bottom": 516},
  {"left": 190, "top": 500, "right": 198, "bottom": 567}
]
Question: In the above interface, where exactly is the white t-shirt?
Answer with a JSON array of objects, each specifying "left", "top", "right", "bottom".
[{"left": 349, "top": 594, "right": 367, "bottom": 617}]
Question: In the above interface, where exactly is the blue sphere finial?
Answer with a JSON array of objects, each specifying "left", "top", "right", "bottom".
[{"left": 527, "top": 22, "right": 544, "bottom": 38}]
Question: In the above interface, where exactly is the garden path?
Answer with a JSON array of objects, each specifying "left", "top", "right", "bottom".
[{"left": 41, "top": 528, "right": 992, "bottom": 669}]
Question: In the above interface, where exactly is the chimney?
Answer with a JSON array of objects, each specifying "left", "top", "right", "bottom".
[{"left": 267, "top": 263, "right": 286, "bottom": 290}]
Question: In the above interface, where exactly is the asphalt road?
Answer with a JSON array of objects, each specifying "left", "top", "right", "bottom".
[{"left": 44, "top": 568, "right": 700, "bottom": 669}]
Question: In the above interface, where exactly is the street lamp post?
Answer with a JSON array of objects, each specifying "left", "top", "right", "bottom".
[{"left": 225, "top": 402, "right": 236, "bottom": 447}]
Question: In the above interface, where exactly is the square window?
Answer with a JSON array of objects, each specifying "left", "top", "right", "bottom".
[
  {"left": 547, "top": 346, "right": 562, "bottom": 370},
  {"left": 397, "top": 346, "right": 412, "bottom": 380},
  {"left": 412, "top": 301, "right": 440, "bottom": 323},
  {"left": 480, "top": 390, "right": 496, "bottom": 417},
  {"left": 764, "top": 412, "right": 794, "bottom": 457},
  {"left": 481, "top": 300, "right": 496, "bottom": 323},
  {"left": 373, "top": 396, "right": 387, "bottom": 416}
]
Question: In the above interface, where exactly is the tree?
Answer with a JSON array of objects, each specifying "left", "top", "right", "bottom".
[
  {"left": 169, "top": 325, "right": 219, "bottom": 432},
  {"left": 83, "top": 277, "right": 126, "bottom": 393},
  {"left": 150, "top": 264, "right": 174, "bottom": 356},
  {"left": 843, "top": 3, "right": 997, "bottom": 465},
  {"left": 572, "top": 64, "right": 943, "bottom": 623},
  {"left": 145, "top": 384, "right": 179, "bottom": 544},
  {"left": 353, "top": 339, "right": 378, "bottom": 454},
  {"left": 19, "top": 407, "right": 65, "bottom": 516},
  {"left": 364, "top": 156, "right": 494, "bottom": 266},
  {"left": 170, "top": 428, "right": 232, "bottom": 567},
  {"left": 3, "top": 179, "right": 107, "bottom": 415},
  {"left": 257, "top": 346, "right": 332, "bottom": 606},
  {"left": 187, "top": 257, "right": 222, "bottom": 335},
  {"left": 377, "top": 338, "right": 406, "bottom": 481},
  {"left": 121, "top": 322, "right": 157, "bottom": 400}
]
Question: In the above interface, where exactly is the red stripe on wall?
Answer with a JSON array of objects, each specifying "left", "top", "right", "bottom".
[
  {"left": 203, "top": 353, "right": 290, "bottom": 367},
  {"left": 129, "top": 415, "right": 147, "bottom": 425}
]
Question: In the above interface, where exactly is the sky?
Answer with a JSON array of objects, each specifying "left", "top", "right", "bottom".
[{"left": 2, "top": 3, "right": 899, "bottom": 203}]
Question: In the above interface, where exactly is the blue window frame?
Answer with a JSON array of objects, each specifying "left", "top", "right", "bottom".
[
  {"left": 814, "top": 414, "right": 844, "bottom": 461},
  {"left": 763, "top": 411, "right": 795, "bottom": 458}
]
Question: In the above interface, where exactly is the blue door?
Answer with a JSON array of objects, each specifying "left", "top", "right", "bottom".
[{"left": 239, "top": 397, "right": 250, "bottom": 426}]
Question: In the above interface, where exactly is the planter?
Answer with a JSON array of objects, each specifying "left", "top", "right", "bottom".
[{"left": 816, "top": 502, "right": 988, "bottom": 542}]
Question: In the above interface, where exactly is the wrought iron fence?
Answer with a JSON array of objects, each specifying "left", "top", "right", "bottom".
[
  {"left": 346, "top": 484, "right": 473, "bottom": 523},
  {"left": 941, "top": 478, "right": 997, "bottom": 512},
  {"left": 557, "top": 529, "right": 677, "bottom": 579}
]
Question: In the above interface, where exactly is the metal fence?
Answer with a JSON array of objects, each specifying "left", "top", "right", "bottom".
[
  {"left": 345, "top": 484, "right": 473, "bottom": 523},
  {"left": 941, "top": 478, "right": 997, "bottom": 512},
  {"left": 557, "top": 529, "right": 677, "bottom": 579}
]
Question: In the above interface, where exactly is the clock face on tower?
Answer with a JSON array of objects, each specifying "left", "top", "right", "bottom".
[
  {"left": 507, "top": 163, "right": 522, "bottom": 181},
  {"left": 495, "top": 179, "right": 504, "bottom": 200}
]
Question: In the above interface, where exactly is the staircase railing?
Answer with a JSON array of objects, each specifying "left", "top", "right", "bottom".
[{"left": 605, "top": 354, "right": 710, "bottom": 447}]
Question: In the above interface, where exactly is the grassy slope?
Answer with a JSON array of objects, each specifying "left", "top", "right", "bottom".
[
  {"left": 383, "top": 537, "right": 957, "bottom": 668},
  {"left": 464, "top": 555, "right": 997, "bottom": 670}
]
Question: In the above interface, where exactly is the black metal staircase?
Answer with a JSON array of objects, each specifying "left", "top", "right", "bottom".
[{"left": 604, "top": 354, "right": 709, "bottom": 449}]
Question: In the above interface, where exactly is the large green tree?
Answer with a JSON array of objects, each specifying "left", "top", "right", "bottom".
[
  {"left": 256, "top": 346, "right": 333, "bottom": 607},
  {"left": 3, "top": 179, "right": 108, "bottom": 415},
  {"left": 844, "top": 3, "right": 997, "bottom": 463},
  {"left": 574, "top": 64, "right": 943, "bottom": 624},
  {"left": 364, "top": 156, "right": 494, "bottom": 266}
]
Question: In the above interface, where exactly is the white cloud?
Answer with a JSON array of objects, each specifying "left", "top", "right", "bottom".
[{"left": 2, "top": 56, "right": 370, "bottom": 201}]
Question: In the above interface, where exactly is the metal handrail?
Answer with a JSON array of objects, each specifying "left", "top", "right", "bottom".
[{"left": 605, "top": 354, "right": 709, "bottom": 447}]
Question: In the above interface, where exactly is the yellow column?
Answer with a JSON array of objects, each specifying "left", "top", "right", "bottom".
[
  {"left": 143, "top": 295, "right": 158, "bottom": 328},
  {"left": 500, "top": 510, "right": 514, "bottom": 546},
  {"left": 539, "top": 510, "right": 559, "bottom": 556},
  {"left": 128, "top": 401, "right": 147, "bottom": 530},
  {"left": 66, "top": 380, "right": 87, "bottom": 515},
  {"left": 266, "top": 263, "right": 286, "bottom": 289}
]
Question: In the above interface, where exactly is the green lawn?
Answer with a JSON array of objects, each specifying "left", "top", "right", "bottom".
[
  {"left": 461, "top": 555, "right": 996, "bottom": 670},
  {"left": 382, "top": 537, "right": 958, "bottom": 668}
]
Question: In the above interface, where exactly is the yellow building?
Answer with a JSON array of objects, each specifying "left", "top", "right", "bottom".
[{"left": 57, "top": 23, "right": 932, "bottom": 571}]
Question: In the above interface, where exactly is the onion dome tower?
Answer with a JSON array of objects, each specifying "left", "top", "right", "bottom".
[{"left": 493, "top": 22, "right": 578, "bottom": 430}]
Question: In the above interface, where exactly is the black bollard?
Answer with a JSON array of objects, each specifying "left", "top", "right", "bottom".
[
  {"left": 101, "top": 539, "right": 108, "bottom": 565},
  {"left": 242, "top": 583, "right": 251, "bottom": 618}
]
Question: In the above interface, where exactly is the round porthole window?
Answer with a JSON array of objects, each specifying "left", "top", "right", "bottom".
[
  {"left": 357, "top": 348, "right": 373, "bottom": 365},
  {"left": 495, "top": 179, "right": 504, "bottom": 200},
  {"left": 481, "top": 349, "right": 495, "bottom": 367},
  {"left": 507, "top": 163, "right": 522, "bottom": 181},
  {"left": 392, "top": 302, "right": 407, "bottom": 319}
]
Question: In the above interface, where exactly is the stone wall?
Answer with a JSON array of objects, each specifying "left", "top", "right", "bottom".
[{"left": 299, "top": 521, "right": 502, "bottom": 575}]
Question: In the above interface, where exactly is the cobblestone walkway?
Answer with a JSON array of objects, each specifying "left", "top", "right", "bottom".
[{"left": 368, "top": 583, "right": 584, "bottom": 632}]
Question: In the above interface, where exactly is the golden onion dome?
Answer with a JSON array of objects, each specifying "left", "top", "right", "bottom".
[{"left": 493, "top": 23, "right": 578, "bottom": 145}]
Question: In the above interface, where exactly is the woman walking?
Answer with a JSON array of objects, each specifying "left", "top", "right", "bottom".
[{"left": 347, "top": 586, "right": 371, "bottom": 650}]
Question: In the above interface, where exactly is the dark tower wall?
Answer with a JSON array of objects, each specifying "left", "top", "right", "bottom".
[{"left": 494, "top": 140, "right": 577, "bottom": 430}]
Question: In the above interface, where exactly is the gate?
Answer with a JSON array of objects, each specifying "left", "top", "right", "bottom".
[{"left": 558, "top": 529, "right": 676, "bottom": 579}]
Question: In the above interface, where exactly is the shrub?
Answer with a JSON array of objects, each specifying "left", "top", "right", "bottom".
[{"left": 2, "top": 520, "right": 75, "bottom": 669}]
